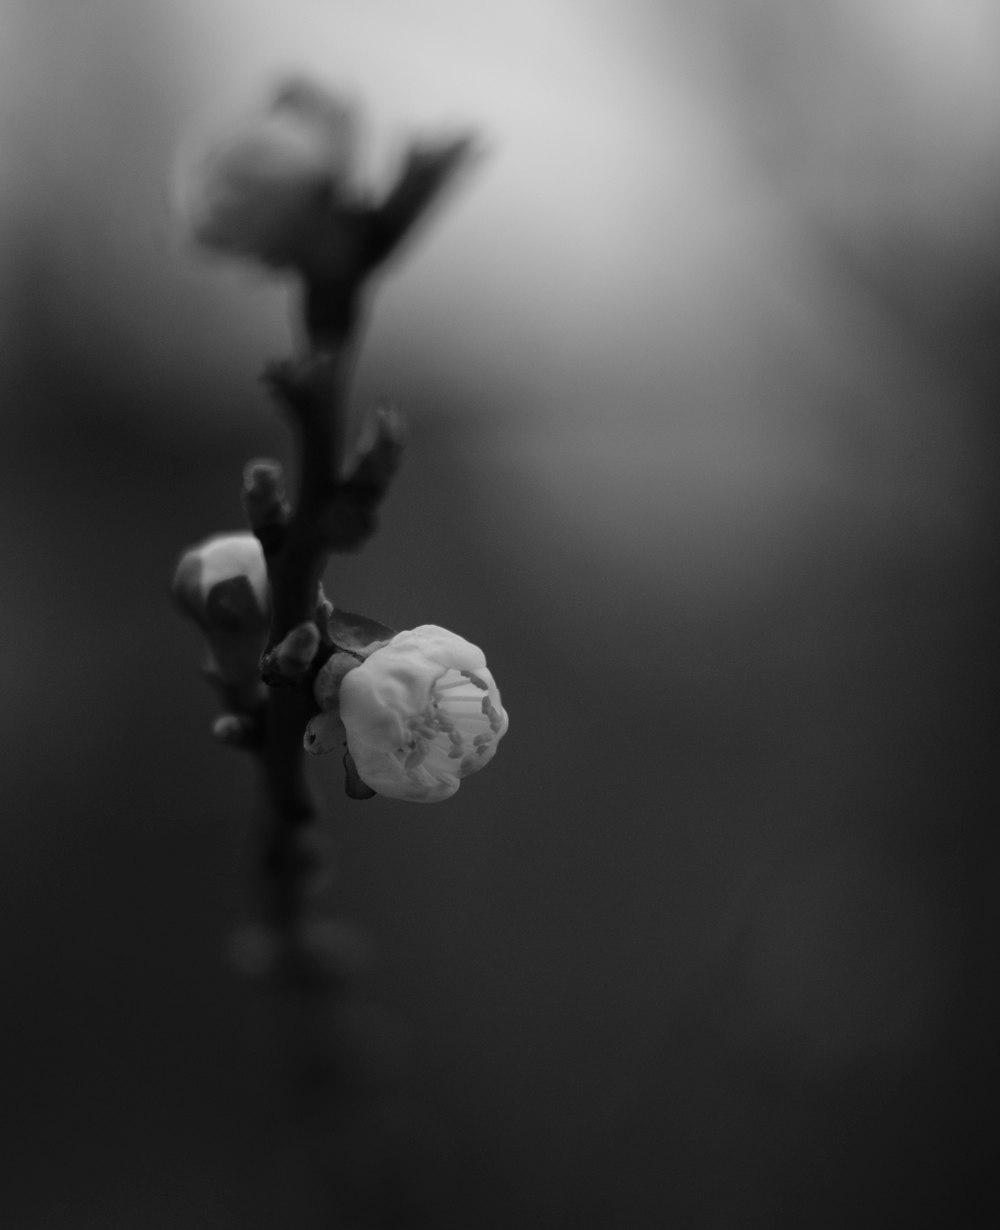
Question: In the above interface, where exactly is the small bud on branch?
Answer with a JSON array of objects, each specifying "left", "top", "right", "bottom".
[
  {"left": 261, "top": 621, "right": 322, "bottom": 686},
  {"left": 243, "top": 459, "right": 290, "bottom": 555}
]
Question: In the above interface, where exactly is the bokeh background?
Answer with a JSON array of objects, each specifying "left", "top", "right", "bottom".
[{"left": 2, "top": 1, "right": 999, "bottom": 1226}]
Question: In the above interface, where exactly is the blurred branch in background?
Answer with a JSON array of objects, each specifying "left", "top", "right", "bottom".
[{"left": 1, "top": 1, "right": 998, "bottom": 1227}]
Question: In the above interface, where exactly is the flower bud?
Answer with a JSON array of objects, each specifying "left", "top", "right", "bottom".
[
  {"left": 261, "top": 620, "right": 321, "bottom": 686},
  {"left": 242, "top": 458, "right": 289, "bottom": 551},
  {"left": 176, "top": 75, "right": 480, "bottom": 298},
  {"left": 334, "top": 625, "right": 508, "bottom": 802},
  {"left": 174, "top": 533, "right": 269, "bottom": 621},
  {"left": 178, "top": 77, "right": 355, "bottom": 270},
  {"left": 173, "top": 533, "right": 270, "bottom": 703}
]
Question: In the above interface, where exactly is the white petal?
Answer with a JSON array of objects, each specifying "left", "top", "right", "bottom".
[{"left": 196, "top": 533, "right": 269, "bottom": 610}]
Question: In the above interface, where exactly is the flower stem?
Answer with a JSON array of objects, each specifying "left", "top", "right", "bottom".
[
  {"left": 256, "top": 341, "right": 353, "bottom": 933},
  {"left": 265, "top": 346, "right": 351, "bottom": 645}
]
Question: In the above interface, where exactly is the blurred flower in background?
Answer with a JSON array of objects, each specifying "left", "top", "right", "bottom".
[
  {"left": 177, "top": 71, "right": 479, "bottom": 309},
  {"left": 178, "top": 77, "right": 357, "bottom": 269}
]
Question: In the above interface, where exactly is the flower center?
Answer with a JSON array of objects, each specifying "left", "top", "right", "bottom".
[{"left": 398, "top": 669, "right": 500, "bottom": 774}]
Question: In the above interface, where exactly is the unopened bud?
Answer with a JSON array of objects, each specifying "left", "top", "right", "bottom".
[
  {"left": 173, "top": 533, "right": 269, "bottom": 629},
  {"left": 261, "top": 620, "right": 321, "bottom": 685},
  {"left": 173, "top": 534, "right": 270, "bottom": 702},
  {"left": 242, "top": 458, "right": 289, "bottom": 549}
]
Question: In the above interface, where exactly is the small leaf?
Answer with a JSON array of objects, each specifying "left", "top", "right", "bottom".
[
  {"left": 313, "top": 649, "right": 364, "bottom": 710},
  {"left": 326, "top": 607, "right": 396, "bottom": 657},
  {"left": 368, "top": 133, "right": 482, "bottom": 267}
]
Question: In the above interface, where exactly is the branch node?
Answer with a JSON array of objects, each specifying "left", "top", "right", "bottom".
[
  {"left": 262, "top": 354, "right": 341, "bottom": 419},
  {"left": 317, "top": 495, "right": 378, "bottom": 551}
]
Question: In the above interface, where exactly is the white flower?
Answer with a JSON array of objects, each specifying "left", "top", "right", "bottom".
[
  {"left": 179, "top": 78, "right": 355, "bottom": 269},
  {"left": 337, "top": 625, "right": 508, "bottom": 802}
]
